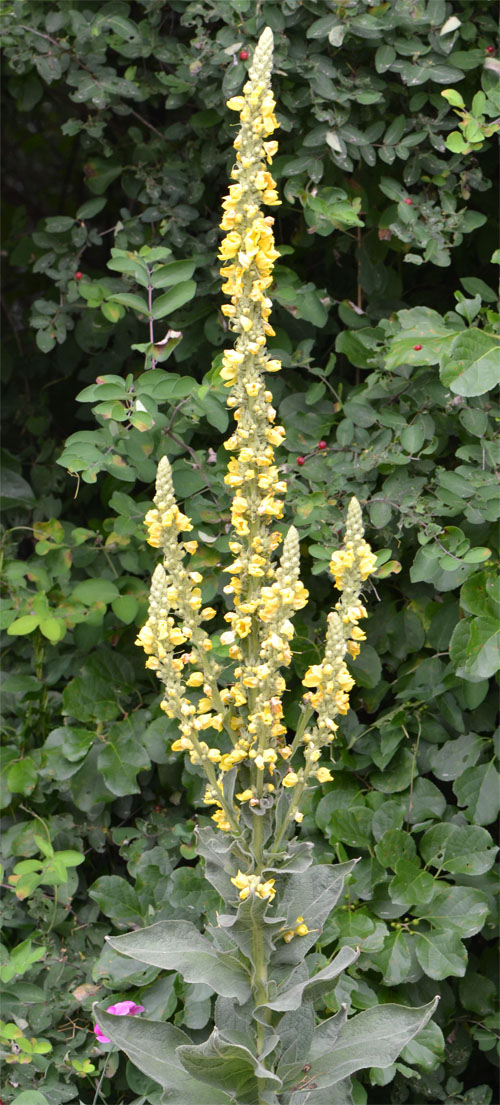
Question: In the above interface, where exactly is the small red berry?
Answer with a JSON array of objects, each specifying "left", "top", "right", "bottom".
[
  {"left": 75, "top": 271, "right": 83, "bottom": 279},
  {"left": 318, "top": 440, "right": 327, "bottom": 450},
  {"left": 404, "top": 198, "right": 412, "bottom": 205},
  {"left": 413, "top": 344, "right": 422, "bottom": 351},
  {"left": 297, "top": 456, "right": 305, "bottom": 466},
  {"left": 239, "top": 49, "right": 249, "bottom": 61},
  {"left": 486, "top": 45, "right": 495, "bottom": 54}
]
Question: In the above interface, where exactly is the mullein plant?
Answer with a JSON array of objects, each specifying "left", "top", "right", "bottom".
[{"left": 95, "top": 28, "right": 437, "bottom": 1105}]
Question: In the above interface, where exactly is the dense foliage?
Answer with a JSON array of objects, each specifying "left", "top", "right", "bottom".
[{"left": 1, "top": 2, "right": 499, "bottom": 1104}]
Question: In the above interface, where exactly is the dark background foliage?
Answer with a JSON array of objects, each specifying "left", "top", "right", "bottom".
[{"left": 1, "top": 2, "right": 499, "bottom": 1103}]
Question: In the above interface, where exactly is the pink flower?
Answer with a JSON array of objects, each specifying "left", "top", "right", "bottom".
[{"left": 94, "top": 1001, "right": 145, "bottom": 1044}]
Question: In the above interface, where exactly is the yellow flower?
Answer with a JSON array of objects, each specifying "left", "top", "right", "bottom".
[
  {"left": 230, "top": 870, "right": 276, "bottom": 902},
  {"left": 282, "top": 772, "right": 299, "bottom": 788},
  {"left": 236, "top": 789, "right": 254, "bottom": 802},
  {"left": 256, "top": 878, "right": 275, "bottom": 901},
  {"left": 315, "top": 767, "right": 333, "bottom": 784}
]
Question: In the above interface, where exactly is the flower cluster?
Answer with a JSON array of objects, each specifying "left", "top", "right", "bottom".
[
  {"left": 230, "top": 870, "right": 276, "bottom": 902},
  {"left": 282, "top": 915, "right": 310, "bottom": 943},
  {"left": 135, "top": 27, "right": 377, "bottom": 904}
]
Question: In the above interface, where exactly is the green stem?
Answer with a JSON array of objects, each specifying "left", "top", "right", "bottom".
[
  {"left": 253, "top": 807, "right": 264, "bottom": 869},
  {"left": 251, "top": 804, "right": 270, "bottom": 1081},
  {"left": 270, "top": 752, "right": 315, "bottom": 857},
  {"left": 289, "top": 706, "right": 313, "bottom": 757}
]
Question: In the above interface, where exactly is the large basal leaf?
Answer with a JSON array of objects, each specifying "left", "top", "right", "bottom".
[
  {"left": 262, "top": 946, "right": 359, "bottom": 1012},
  {"left": 177, "top": 1027, "right": 282, "bottom": 1102},
  {"left": 305, "top": 998, "right": 439, "bottom": 1089},
  {"left": 107, "top": 920, "right": 251, "bottom": 1002},
  {"left": 94, "top": 1007, "right": 232, "bottom": 1103},
  {"left": 440, "top": 330, "right": 500, "bottom": 396}
]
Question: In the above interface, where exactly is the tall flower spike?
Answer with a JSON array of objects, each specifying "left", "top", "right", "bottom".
[{"left": 135, "top": 27, "right": 376, "bottom": 850}]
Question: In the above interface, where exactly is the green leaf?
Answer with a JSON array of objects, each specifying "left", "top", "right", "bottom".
[
  {"left": 416, "top": 886, "right": 489, "bottom": 938},
  {"left": 461, "top": 276, "right": 497, "bottom": 303},
  {"left": 72, "top": 579, "right": 120, "bottom": 604},
  {"left": 385, "top": 308, "right": 458, "bottom": 369},
  {"left": 172, "top": 462, "right": 207, "bottom": 498},
  {"left": 326, "top": 807, "right": 373, "bottom": 849},
  {"left": 428, "top": 732, "right": 484, "bottom": 781},
  {"left": 440, "top": 330, "right": 500, "bottom": 397},
  {"left": 373, "top": 930, "right": 420, "bottom": 986},
  {"left": 375, "top": 45, "right": 396, "bottom": 73},
  {"left": 400, "top": 420, "right": 425, "bottom": 453},
  {"left": 107, "top": 292, "right": 149, "bottom": 314},
  {"left": 101, "top": 301, "right": 125, "bottom": 324},
  {"left": 85, "top": 159, "right": 122, "bottom": 194},
  {"left": 271, "top": 862, "right": 357, "bottom": 964},
  {"left": 384, "top": 115, "right": 406, "bottom": 146},
  {"left": 370, "top": 748, "right": 415, "bottom": 793},
  {"left": 55, "top": 849, "right": 85, "bottom": 867},
  {"left": 35, "top": 329, "right": 56, "bottom": 353},
  {"left": 6, "top": 757, "right": 37, "bottom": 796},
  {"left": 76, "top": 196, "right": 107, "bottom": 219},
  {"left": 151, "top": 259, "right": 196, "bottom": 288},
  {"left": 462, "top": 548, "right": 492, "bottom": 565},
  {"left": 453, "top": 761, "right": 500, "bottom": 826},
  {"left": 89, "top": 875, "right": 145, "bottom": 926},
  {"left": 420, "top": 823, "right": 497, "bottom": 875},
  {"left": 178, "top": 1027, "right": 282, "bottom": 1098},
  {"left": 6, "top": 614, "right": 40, "bottom": 636},
  {"left": 463, "top": 616, "right": 500, "bottom": 678},
  {"left": 415, "top": 930, "right": 467, "bottom": 979},
  {"left": 111, "top": 595, "right": 139, "bottom": 624},
  {"left": 400, "top": 1018, "right": 444, "bottom": 1072},
  {"left": 389, "top": 862, "right": 436, "bottom": 907},
  {"left": 107, "top": 254, "right": 150, "bottom": 287},
  {"left": 76, "top": 380, "right": 127, "bottom": 402},
  {"left": 152, "top": 279, "right": 197, "bottom": 320},
  {"left": 94, "top": 1009, "right": 232, "bottom": 1103},
  {"left": 459, "top": 407, "right": 489, "bottom": 436},
  {"left": 98, "top": 731, "right": 150, "bottom": 797},
  {"left": 335, "top": 331, "right": 376, "bottom": 369},
  {"left": 307, "top": 1000, "right": 439, "bottom": 1088},
  {"left": 0, "top": 468, "right": 35, "bottom": 506},
  {"left": 107, "top": 921, "right": 251, "bottom": 1002},
  {"left": 370, "top": 501, "right": 392, "bottom": 528},
  {"left": 8, "top": 1093, "right": 51, "bottom": 1105},
  {"left": 461, "top": 572, "right": 499, "bottom": 618},
  {"left": 45, "top": 216, "right": 75, "bottom": 233},
  {"left": 263, "top": 947, "right": 359, "bottom": 1012},
  {"left": 441, "top": 88, "right": 465, "bottom": 108},
  {"left": 375, "top": 829, "right": 416, "bottom": 870},
  {"left": 306, "top": 14, "right": 340, "bottom": 38},
  {"left": 39, "top": 615, "right": 65, "bottom": 643}
]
